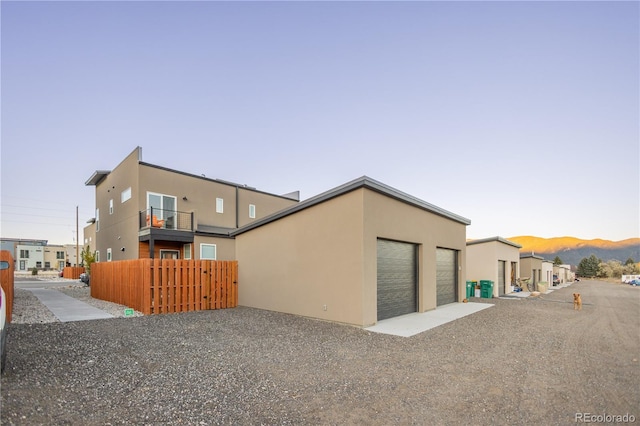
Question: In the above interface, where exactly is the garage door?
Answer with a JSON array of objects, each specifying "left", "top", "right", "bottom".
[
  {"left": 436, "top": 248, "right": 457, "bottom": 306},
  {"left": 498, "top": 260, "right": 506, "bottom": 296},
  {"left": 377, "top": 239, "right": 417, "bottom": 321}
]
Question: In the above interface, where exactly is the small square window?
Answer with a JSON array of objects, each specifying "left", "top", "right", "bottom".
[
  {"left": 200, "top": 244, "right": 217, "bottom": 260},
  {"left": 107, "top": 248, "right": 112, "bottom": 262}
]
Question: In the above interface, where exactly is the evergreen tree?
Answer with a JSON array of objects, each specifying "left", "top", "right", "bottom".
[
  {"left": 553, "top": 256, "right": 563, "bottom": 265},
  {"left": 577, "top": 254, "right": 600, "bottom": 278},
  {"left": 625, "top": 257, "right": 636, "bottom": 266}
]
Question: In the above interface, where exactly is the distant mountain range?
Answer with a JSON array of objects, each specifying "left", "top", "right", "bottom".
[{"left": 507, "top": 236, "right": 640, "bottom": 266}]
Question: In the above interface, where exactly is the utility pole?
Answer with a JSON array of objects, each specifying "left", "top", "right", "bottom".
[{"left": 76, "top": 205, "right": 79, "bottom": 267}]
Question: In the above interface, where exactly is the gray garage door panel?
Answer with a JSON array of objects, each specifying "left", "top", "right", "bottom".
[
  {"left": 436, "top": 248, "right": 457, "bottom": 306},
  {"left": 377, "top": 239, "right": 417, "bottom": 321},
  {"left": 498, "top": 260, "right": 506, "bottom": 296}
]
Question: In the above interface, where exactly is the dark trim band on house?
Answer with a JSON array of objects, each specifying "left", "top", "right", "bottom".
[{"left": 232, "top": 176, "right": 471, "bottom": 237}]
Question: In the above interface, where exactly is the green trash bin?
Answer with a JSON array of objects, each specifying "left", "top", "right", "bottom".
[
  {"left": 480, "top": 280, "right": 494, "bottom": 298},
  {"left": 465, "top": 281, "right": 474, "bottom": 299}
]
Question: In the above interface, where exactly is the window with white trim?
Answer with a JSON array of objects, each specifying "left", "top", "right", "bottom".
[
  {"left": 216, "top": 198, "right": 224, "bottom": 214},
  {"left": 121, "top": 187, "right": 132, "bottom": 203},
  {"left": 96, "top": 208, "right": 100, "bottom": 232},
  {"left": 96, "top": 251, "right": 100, "bottom": 262},
  {"left": 200, "top": 244, "right": 217, "bottom": 260},
  {"left": 183, "top": 243, "right": 192, "bottom": 260},
  {"left": 147, "top": 192, "right": 177, "bottom": 229},
  {"left": 107, "top": 248, "right": 112, "bottom": 262},
  {"left": 109, "top": 199, "right": 114, "bottom": 214},
  {"left": 249, "top": 204, "right": 256, "bottom": 219}
]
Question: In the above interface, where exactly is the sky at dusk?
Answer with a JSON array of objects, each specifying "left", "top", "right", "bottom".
[{"left": 1, "top": 1, "right": 638, "bottom": 245}]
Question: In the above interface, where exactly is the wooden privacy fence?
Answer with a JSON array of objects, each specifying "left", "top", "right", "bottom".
[
  {"left": 63, "top": 266, "right": 85, "bottom": 279},
  {"left": 91, "top": 259, "right": 238, "bottom": 315},
  {"left": 1, "top": 250, "right": 14, "bottom": 322}
]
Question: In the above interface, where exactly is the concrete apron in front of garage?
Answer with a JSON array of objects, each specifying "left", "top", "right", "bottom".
[
  {"left": 27, "top": 288, "right": 114, "bottom": 322},
  {"left": 365, "top": 302, "right": 493, "bottom": 337}
]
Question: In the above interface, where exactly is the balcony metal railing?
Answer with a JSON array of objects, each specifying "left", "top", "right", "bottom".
[{"left": 140, "top": 208, "right": 193, "bottom": 232}]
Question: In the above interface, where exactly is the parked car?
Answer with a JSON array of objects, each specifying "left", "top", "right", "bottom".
[
  {"left": 629, "top": 279, "right": 640, "bottom": 287},
  {"left": 1, "top": 285, "right": 7, "bottom": 373},
  {"left": 552, "top": 275, "right": 560, "bottom": 285},
  {"left": 79, "top": 273, "right": 90, "bottom": 286}
]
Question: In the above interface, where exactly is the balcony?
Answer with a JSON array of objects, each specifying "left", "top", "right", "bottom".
[{"left": 138, "top": 208, "right": 194, "bottom": 244}]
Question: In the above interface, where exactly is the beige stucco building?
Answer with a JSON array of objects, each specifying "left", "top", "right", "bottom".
[
  {"left": 85, "top": 147, "right": 299, "bottom": 262},
  {"left": 233, "top": 177, "right": 471, "bottom": 327},
  {"left": 520, "top": 253, "right": 545, "bottom": 285},
  {"left": 43, "top": 245, "right": 66, "bottom": 271},
  {"left": 466, "top": 237, "right": 521, "bottom": 297}
]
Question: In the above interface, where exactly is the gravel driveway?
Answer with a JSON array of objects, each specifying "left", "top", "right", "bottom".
[{"left": 1, "top": 279, "right": 638, "bottom": 425}]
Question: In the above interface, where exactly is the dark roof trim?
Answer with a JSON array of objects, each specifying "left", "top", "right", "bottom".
[
  {"left": 467, "top": 236, "right": 522, "bottom": 248},
  {"left": 520, "top": 253, "right": 545, "bottom": 260},
  {"left": 85, "top": 170, "right": 111, "bottom": 186},
  {"left": 232, "top": 176, "right": 471, "bottom": 236},
  {"left": 139, "top": 161, "right": 298, "bottom": 201}
]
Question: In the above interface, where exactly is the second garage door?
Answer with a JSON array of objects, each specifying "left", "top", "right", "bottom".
[
  {"left": 377, "top": 239, "right": 417, "bottom": 321},
  {"left": 436, "top": 248, "right": 457, "bottom": 306}
]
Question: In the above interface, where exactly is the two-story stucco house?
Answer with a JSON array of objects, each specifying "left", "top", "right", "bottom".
[{"left": 85, "top": 147, "right": 299, "bottom": 262}]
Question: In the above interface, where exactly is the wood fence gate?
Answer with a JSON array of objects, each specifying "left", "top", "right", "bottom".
[{"left": 91, "top": 259, "right": 238, "bottom": 315}]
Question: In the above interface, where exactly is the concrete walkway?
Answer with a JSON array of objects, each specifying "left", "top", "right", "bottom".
[
  {"left": 27, "top": 288, "right": 114, "bottom": 322},
  {"left": 365, "top": 302, "right": 493, "bottom": 337}
]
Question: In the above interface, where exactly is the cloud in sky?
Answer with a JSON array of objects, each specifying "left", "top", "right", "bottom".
[{"left": 1, "top": 1, "right": 638, "bottom": 244}]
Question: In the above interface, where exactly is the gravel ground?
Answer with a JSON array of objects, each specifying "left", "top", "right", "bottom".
[{"left": 1, "top": 279, "right": 638, "bottom": 425}]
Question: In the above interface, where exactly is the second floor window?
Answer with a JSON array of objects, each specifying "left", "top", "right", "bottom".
[
  {"left": 147, "top": 192, "right": 177, "bottom": 229},
  {"left": 216, "top": 198, "right": 224, "bottom": 214},
  {"left": 249, "top": 204, "right": 256, "bottom": 219},
  {"left": 20, "top": 250, "right": 29, "bottom": 258},
  {"left": 56, "top": 251, "right": 65, "bottom": 259}
]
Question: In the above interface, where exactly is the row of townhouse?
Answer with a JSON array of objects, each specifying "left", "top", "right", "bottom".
[
  {"left": 0, "top": 238, "right": 82, "bottom": 271},
  {"left": 83, "top": 147, "right": 574, "bottom": 327}
]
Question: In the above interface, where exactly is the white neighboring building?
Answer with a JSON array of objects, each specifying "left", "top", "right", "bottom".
[{"left": 16, "top": 244, "right": 45, "bottom": 271}]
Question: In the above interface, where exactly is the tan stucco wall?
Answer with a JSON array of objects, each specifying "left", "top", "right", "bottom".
[
  {"left": 361, "top": 190, "right": 467, "bottom": 324},
  {"left": 520, "top": 257, "right": 544, "bottom": 284},
  {"left": 43, "top": 245, "right": 66, "bottom": 270},
  {"left": 83, "top": 222, "right": 97, "bottom": 255},
  {"left": 237, "top": 187, "right": 298, "bottom": 227},
  {"left": 139, "top": 165, "right": 297, "bottom": 231},
  {"left": 542, "top": 261, "right": 553, "bottom": 285},
  {"left": 466, "top": 240, "right": 520, "bottom": 296},
  {"left": 95, "top": 147, "right": 141, "bottom": 262},
  {"left": 236, "top": 187, "right": 468, "bottom": 327},
  {"left": 236, "top": 190, "right": 366, "bottom": 325},
  {"left": 193, "top": 236, "right": 236, "bottom": 261}
]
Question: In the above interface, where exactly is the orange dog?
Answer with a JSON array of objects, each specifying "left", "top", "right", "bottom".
[{"left": 573, "top": 293, "right": 582, "bottom": 310}]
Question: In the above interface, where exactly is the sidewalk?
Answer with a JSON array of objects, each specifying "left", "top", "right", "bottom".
[{"left": 27, "top": 288, "right": 114, "bottom": 322}]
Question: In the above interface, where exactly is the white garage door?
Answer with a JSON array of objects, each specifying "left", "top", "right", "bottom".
[
  {"left": 436, "top": 248, "right": 457, "bottom": 306},
  {"left": 377, "top": 239, "right": 417, "bottom": 321}
]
